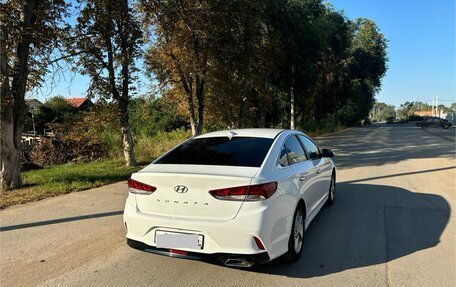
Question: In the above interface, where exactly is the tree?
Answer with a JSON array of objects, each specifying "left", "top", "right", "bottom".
[
  {"left": 0, "top": 0, "right": 68, "bottom": 190},
  {"left": 72, "top": 0, "right": 142, "bottom": 166},
  {"left": 141, "top": 0, "right": 388, "bottom": 132},
  {"left": 142, "top": 0, "right": 218, "bottom": 136},
  {"left": 398, "top": 101, "right": 414, "bottom": 119},
  {"left": 371, "top": 102, "right": 395, "bottom": 121},
  {"left": 36, "top": 96, "right": 77, "bottom": 125},
  {"left": 337, "top": 18, "right": 388, "bottom": 125},
  {"left": 204, "top": 0, "right": 275, "bottom": 129}
]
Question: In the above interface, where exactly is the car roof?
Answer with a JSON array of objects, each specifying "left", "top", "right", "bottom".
[{"left": 195, "top": 128, "right": 286, "bottom": 139}]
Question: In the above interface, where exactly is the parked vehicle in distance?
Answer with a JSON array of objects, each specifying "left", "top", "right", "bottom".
[
  {"left": 416, "top": 117, "right": 452, "bottom": 129},
  {"left": 124, "top": 129, "right": 336, "bottom": 267},
  {"left": 363, "top": 117, "right": 372, "bottom": 126}
]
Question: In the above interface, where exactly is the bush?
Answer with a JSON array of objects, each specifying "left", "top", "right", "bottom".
[
  {"left": 27, "top": 136, "right": 106, "bottom": 167},
  {"left": 134, "top": 129, "right": 190, "bottom": 163},
  {"left": 28, "top": 138, "right": 71, "bottom": 166}
]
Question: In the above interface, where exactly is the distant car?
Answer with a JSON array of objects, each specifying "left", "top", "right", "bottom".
[
  {"left": 417, "top": 117, "right": 452, "bottom": 129},
  {"left": 363, "top": 118, "right": 372, "bottom": 126},
  {"left": 124, "top": 129, "right": 336, "bottom": 267}
]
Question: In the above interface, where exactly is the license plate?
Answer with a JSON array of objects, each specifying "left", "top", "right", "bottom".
[{"left": 155, "top": 230, "right": 204, "bottom": 250}]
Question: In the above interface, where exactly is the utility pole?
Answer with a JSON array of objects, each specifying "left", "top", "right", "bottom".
[
  {"left": 436, "top": 96, "right": 439, "bottom": 117},
  {"left": 432, "top": 97, "right": 435, "bottom": 116}
]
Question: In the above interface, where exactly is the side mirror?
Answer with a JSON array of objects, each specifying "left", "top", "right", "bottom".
[{"left": 321, "top": 148, "right": 334, "bottom": 158}]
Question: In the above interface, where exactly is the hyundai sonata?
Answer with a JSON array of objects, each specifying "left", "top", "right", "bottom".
[{"left": 124, "top": 129, "right": 335, "bottom": 267}]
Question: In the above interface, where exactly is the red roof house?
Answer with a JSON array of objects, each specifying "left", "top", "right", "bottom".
[{"left": 65, "top": 98, "right": 93, "bottom": 110}]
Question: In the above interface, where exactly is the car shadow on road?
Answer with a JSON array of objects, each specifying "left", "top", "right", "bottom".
[
  {"left": 252, "top": 182, "right": 450, "bottom": 278},
  {"left": 0, "top": 210, "right": 123, "bottom": 232}
]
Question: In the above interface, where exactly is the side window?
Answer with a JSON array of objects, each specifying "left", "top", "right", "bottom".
[
  {"left": 278, "top": 145, "right": 289, "bottom": 166},
  {"left": 284, "top": 136, "right": 307, "bottom": 164},
  {"left": 298, "top": 135, "right": 321, "bottom": 160}
]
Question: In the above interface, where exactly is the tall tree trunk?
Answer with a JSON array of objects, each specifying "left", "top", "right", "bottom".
[
  {"left": 194, "top": 77, "right": 204, "bottom": 136},
  {"left": 118, "top": 0, "right": 136, "bottom": 166},
  {"left": 104, "top": 14, "right": 136, "bottom": 167},
  {"left": 0, "top": 0, "right": 34, "bottom": 190},
  {"left": 118, "top": 96, "right": 136, "bottom": 166},
  {"left": 290, "top": 65, "right": 295, "bottom": 130},
  {"left": 190, "top": 33, "right": 206, "bottom": 137},
  {"left": 257, "top": 105, "right": 266, "bottom": 128},
  {"left": 185, "top": 77, "right": 198, "bottom": 136},
  {"left": 237, "top": 96, "right": 246, "bottom": 129}
]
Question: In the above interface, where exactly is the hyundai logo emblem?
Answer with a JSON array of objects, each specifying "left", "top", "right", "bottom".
[{"left": 174, "top": 185, "right": 188, "bottom": 193}]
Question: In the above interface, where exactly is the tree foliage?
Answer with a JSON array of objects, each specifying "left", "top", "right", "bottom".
[
  {"left": 371, "top": 102, "right": 396, "bottom": 121},
  {"left": 143, "top": 0, "right": 388, "bottom": 133}
]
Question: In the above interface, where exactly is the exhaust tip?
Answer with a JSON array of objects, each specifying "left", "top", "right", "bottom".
[{"left": 224, "top": 258, "right": 254, "bottom": 268}]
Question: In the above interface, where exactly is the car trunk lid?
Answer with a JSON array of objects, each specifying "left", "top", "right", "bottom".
[{"left": 132, "top": 164, "right": 258, "bottom": 220}]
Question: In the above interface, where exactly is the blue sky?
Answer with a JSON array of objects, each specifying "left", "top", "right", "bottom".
[
  {"left": 332, "top": 0, "right": 455, "bottom": 107},
  {"left": 37, "top": 0, "right": 455, "bottom": 108}
]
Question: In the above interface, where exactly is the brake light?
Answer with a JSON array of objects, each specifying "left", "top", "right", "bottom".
[
  {"left": 209, "top": 182, "right": 277, "bottom": 201},
  {"left": 128, "top": 178, "right": 156, "bottom": 194}
]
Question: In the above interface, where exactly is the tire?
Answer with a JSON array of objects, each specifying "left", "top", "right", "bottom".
[
  {"left": 284, "top": 204, "right": 305, "bottom": 263},
  {"left": 325, "top": 172, "right": 336, "bottom": 206}
]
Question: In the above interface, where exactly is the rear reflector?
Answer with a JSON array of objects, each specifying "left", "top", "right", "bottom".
[
  {"left": 128, "top": 178, "right": 157, "bottom": 194},
  {"left": 254, "top": 236, "right": 265, "bottom": 250},
  {"left": 209, "top": 182, "right": 277, "bottom": 201},
  {"left": 169, "top": 249, "right": 188, "bottom": 255}
]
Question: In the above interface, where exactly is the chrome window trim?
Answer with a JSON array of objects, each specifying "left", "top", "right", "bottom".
[{"left": 276, "top": 133, "right": 311, "bottom": 169}]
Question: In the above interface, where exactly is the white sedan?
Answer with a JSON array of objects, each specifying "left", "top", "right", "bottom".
[{"left": 124, "top": 129, "right": 336, "bottom": 267}]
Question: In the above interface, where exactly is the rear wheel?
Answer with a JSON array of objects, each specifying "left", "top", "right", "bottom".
[
  {"left": 284, "top": 204, "right": 305, "bottom": 263},
  {"left": 325, "top": 173, "right": 336, "bottom": 206}
]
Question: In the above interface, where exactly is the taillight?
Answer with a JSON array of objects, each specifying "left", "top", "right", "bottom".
[
  {"left": 209, "top": 182, "right": 277, "bottom": 201},
  {"left": 128, "top": 178, "right": 156, "bottom": 194}
]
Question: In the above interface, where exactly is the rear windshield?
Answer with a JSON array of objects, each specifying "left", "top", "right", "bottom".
[{"left": 155, "top": 137, "right": 274, "bottom": 167}]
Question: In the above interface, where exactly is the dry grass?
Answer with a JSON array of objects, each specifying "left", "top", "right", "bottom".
[{"left": 134, "top": 130, "right": 191, "bottom": 163}]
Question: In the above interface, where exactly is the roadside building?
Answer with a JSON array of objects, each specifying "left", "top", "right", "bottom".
[
  {"left": 65, "top": 97, "right": 93, "bottom": 111},
  {"left": 25, "top": 99, "right": 43, "bottom": 111},
  {"left": 413, "top": 110, "right": 433, "bottom": 117}
]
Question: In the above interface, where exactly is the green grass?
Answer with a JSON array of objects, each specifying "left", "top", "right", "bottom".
[{"left": 1, "top": 159, "right": 141, "bottom": 209}]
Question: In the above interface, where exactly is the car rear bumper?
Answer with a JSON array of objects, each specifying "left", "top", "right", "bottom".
[
  {"left": 123, "top": 194, "right": 287, "bottom": 262},
  {"left": 126, "top": 238, "right": 270, "bottom": 267}
]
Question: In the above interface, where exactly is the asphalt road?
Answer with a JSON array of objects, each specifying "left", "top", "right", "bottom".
[{"left": 1, "top": 124, "right": 455, "bottom": 287}]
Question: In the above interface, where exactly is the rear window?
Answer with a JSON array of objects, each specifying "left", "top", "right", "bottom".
[{"left": 155, "top": 137, "right": 274, "bottom": 167}]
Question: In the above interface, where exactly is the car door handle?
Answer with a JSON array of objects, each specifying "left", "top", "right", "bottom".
[
  {"left": 316, "top": 168, "right": 321, "bottom": 174},
  {"left": 299, "top": 176, "right": 306, "bottom": 181}
]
